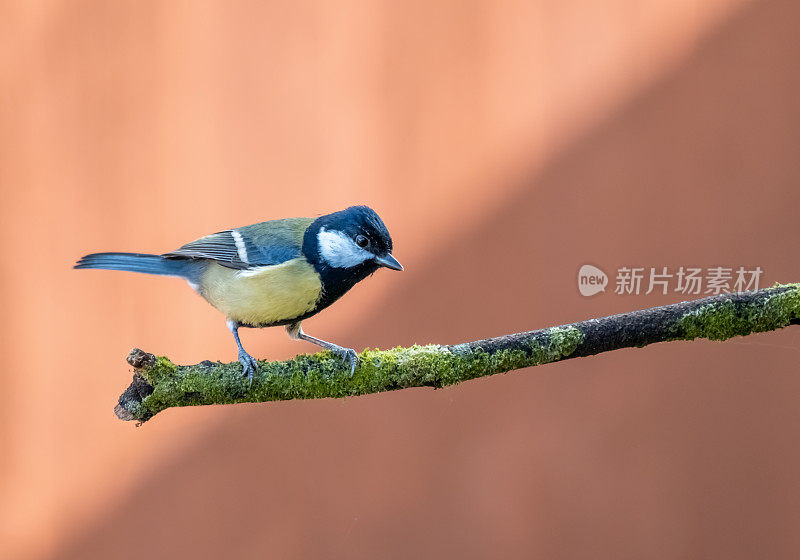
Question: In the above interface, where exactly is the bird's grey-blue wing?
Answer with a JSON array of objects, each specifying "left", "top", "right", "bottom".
[{"left": 163, "top": 217, "right": 314, "bottom": 270}]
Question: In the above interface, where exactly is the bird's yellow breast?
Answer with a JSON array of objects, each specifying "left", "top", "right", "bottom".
[{"left": 199, "top": 258, "right": 322, "bottom": 326}]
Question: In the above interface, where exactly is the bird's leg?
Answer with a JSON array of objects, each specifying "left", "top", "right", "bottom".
[
  {"left": 227, "top": 319, "right": 257, "bottom": 383},
  {"left": 286, "top": 322, "right": 358, "bottom": 376}
]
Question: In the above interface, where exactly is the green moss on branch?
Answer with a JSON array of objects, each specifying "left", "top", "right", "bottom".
[
  {"left": 116, "top": 284, "right": 800, "bottom": 424},
  {"left": 678, "top": 285, "right": 800, "bottom": 340},
  {"left": 118, "top": 326, "right": 585, "bottom": 424}
]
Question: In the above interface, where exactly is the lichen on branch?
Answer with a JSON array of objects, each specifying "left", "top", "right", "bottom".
[{"left": 115, "top": 283, "right": 800, "bottom": 424}]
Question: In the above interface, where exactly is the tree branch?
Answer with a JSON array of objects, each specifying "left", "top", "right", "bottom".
[{"left": 115, "top": 283, "right": 800, "bottom": 424}]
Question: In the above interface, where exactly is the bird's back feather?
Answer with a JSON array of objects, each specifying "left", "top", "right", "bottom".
[{"left": 164, "top": 217, "right": 314, "bottom": 270}]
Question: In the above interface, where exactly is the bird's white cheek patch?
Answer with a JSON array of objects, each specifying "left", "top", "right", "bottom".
[{"left": 317, "top": 228, "right": 372, "bottom": 268}]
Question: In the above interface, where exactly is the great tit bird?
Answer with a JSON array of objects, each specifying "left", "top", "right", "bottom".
[{"left": 75, "top": 206, "right": 403, "bottom": 379}]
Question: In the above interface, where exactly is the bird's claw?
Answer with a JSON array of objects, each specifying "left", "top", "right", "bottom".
[
  {"left": 238, "top": 351, "right": 258, "bottom": 385},
  {"left": 333, "top": 347, "right": 358, "bottom": 377}
]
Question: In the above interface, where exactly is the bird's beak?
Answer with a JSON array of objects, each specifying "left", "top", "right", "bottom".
[{"left": 374, "top": 254, "right": 404, "bottom": 271}]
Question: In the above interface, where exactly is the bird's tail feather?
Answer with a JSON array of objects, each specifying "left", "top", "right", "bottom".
[{"left": 74, "top": 252, "right": 190, "bottom": 277}]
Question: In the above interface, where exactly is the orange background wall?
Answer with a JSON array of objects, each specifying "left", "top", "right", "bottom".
[{"left": 2, "top": 1, "right": 800, "bottom": 558}]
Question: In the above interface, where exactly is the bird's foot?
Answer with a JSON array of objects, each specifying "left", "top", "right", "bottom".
[
  {"left": 238, "top": 350, "right": 258, "bottom": 385},
  {"left": 331, "top": 346, "right": 358, "bottom": 377}
]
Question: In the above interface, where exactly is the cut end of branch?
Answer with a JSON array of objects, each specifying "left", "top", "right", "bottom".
[{"left": 114, "top": 348, "right": 157, "bottom": 423}]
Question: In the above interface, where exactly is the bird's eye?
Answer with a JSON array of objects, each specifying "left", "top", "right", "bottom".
[{"left": 355, "top": 234, "right": 369, "bottom": 248}]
